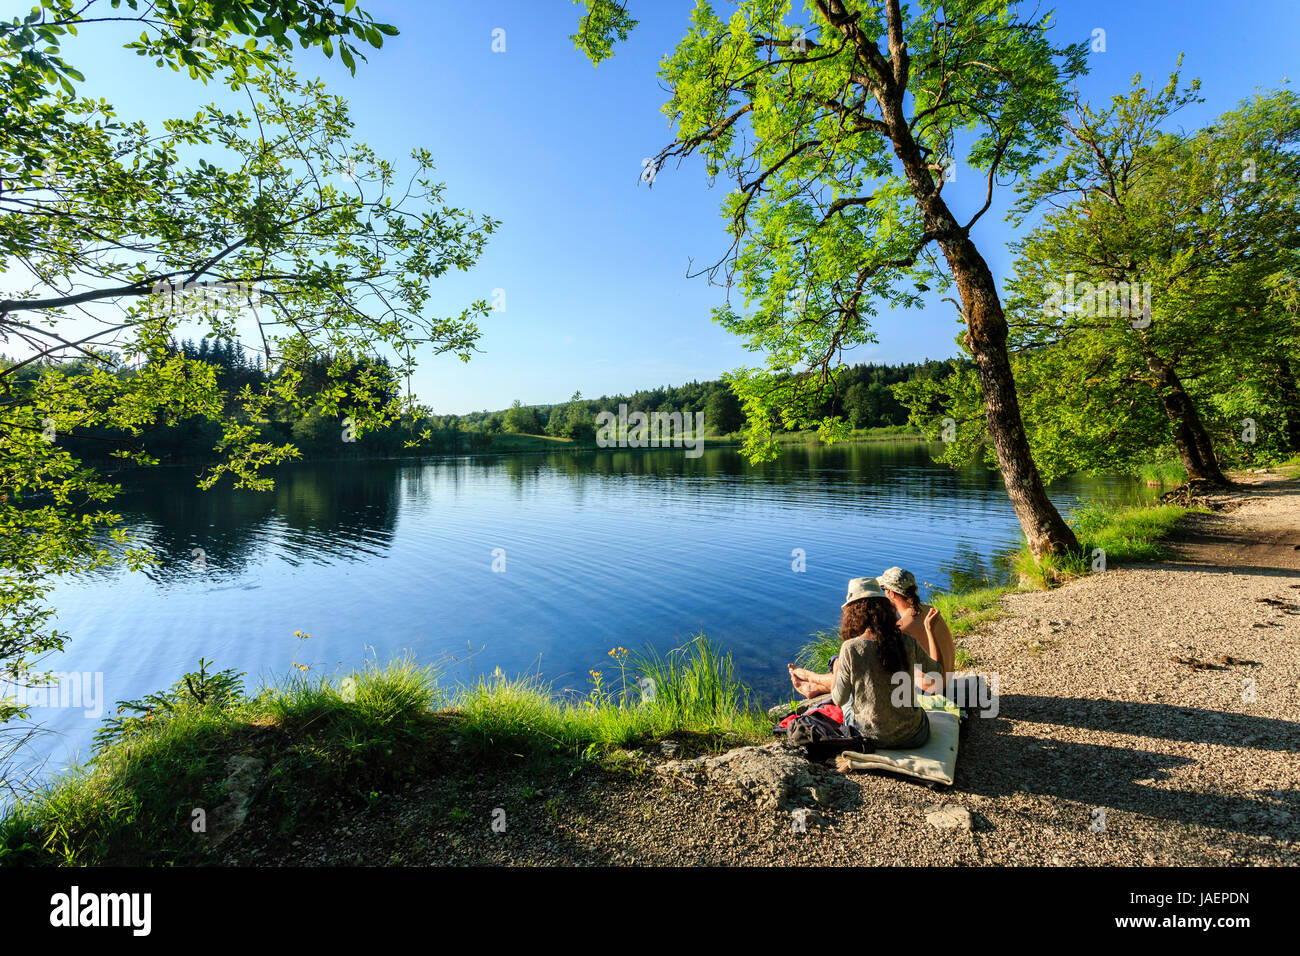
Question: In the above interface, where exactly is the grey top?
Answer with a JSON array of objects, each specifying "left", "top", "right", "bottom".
[{"left": 831, "top": 633, "right": 943, "bottom": 747}]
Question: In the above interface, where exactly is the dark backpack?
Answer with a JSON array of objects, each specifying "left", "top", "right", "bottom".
[{"left": 782, "top": 710, "right": 876, "bottom": 761}]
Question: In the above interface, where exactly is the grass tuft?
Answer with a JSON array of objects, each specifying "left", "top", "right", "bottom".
[{"left": 1136, "top": 459, "right": 1188, "bottom": 486}]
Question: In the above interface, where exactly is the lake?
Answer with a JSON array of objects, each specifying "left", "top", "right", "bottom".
[{"left": 14, "top": 440, "right": 1154, "bottom": 784}]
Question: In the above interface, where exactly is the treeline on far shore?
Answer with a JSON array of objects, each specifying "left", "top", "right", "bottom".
[{"left": 0, "top": 342, "right": 949, "bottom": 465}]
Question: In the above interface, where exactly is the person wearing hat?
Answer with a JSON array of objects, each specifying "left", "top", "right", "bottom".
[
  {"left": 787, "top": 568, "right": 955, "bottom": 700},
  {"left": 790, "top": 576, "right": 943, "bottom": 749},
  {"left": 878, "top": 566, "right": 955, "bottom": 689}
]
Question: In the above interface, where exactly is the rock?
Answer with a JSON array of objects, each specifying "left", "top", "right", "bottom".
[
  {"left": 925, "top": 804, "right": 974, "bottom": 830},
  {"left": 656, "top": 743, "right": 815, "bottom": 809},
  {"left": 660, "top": 740, "right": 680, "bottom": 758}
]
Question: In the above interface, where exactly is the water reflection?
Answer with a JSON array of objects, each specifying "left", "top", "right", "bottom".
[
  {"left": 93, "top": 463, "right": 401, "bottom": 583},
  {"left": 25, "top": 440, "right": 1154, "bottom": 786},
  {"left": 84, "top": 441, "right": 1147, "bottom": 593}
]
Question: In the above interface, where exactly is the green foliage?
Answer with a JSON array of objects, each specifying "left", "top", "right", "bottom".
[
  {"left": 1138, "top": 460, "right": 1188, "bottom": 487},
  {"left": 457, "top": 636, "right": 767, "bottom": 755},
  {"left": 632, "top": 635, "right": 761, "bottom": 731},
  {"left": 1071, "top": 503, "right": 1192, "bottom": 564},
  {"left": 703, "top": 385, "right": 745, "bottom": 435},
  {"left": 0, "top": 1, "right": 397, "bottom": 98},
  {"left": 896, "top": 81, "right": 1300, "bottom": 480},
  {"left": 93, "top": 658, "right": 246, "bottom": 752},
  {"left": 794, "top": 630, "right": 841, "bottom": 673},
  {"left": 1, "top": 642, "right": 771, "bottom": 863},
  {"left": 930, "top": 587, "right": 1018, "bottom": 639},
  {"left": 638, "top": 0, "right": 1087, "bottom": 463},
  {"left": 0, "top": 7, "right": 497, "bottom": 717},
  {"left": 0, "top": 657, "right": 438, "bottom": 865},
  {"left": 571, "top": 0, "right": 638, "bottom": 65},
  {"left": 503, "top": 399, "right": 545, "bottom": 435},
  {"left": 1013, "top": 502, "right": 1194, "bottom": 587},
  {"left": 997, "top": 73, "right": 1300, "bottom": 478}
]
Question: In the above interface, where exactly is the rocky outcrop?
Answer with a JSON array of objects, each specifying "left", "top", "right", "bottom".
[{"left": 655, "top": 742, "right": 857, "bottom": 811}]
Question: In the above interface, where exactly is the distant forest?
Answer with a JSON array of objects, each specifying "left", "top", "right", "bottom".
[{"left": 2, "top": 340, "right": 958, "bottom": 465}]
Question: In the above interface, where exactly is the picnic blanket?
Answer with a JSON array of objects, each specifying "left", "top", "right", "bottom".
[{"left": 834, "top": 707, "right": 960, "bottom": 786}]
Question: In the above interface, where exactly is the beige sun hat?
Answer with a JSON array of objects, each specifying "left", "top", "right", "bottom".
[
  {"left": 878, "top": 566, "right": 917, "bottom": 596},
  {"left": 841, "top": 576, "right": 887, "bottom": 607}
]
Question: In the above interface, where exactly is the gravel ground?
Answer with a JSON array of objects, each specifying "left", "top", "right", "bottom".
[{"left": 223, "top": 472, "right": 1300, "bottom": 866}]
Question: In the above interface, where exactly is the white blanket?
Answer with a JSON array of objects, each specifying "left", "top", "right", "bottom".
[{"left": 835, "top": 708, "right": 960, "bottom": 786}]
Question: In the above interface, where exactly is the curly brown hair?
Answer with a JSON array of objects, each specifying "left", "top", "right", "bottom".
[{"left": 839, "top": 596, "right": 908, "bottom": 675}]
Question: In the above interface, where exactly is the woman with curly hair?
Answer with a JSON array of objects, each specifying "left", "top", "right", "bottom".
[{"left": 829, "top": 577, "right": 943, "bottom": 748}]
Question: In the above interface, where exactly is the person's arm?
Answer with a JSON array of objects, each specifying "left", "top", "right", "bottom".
[
  {"left": 787, "top": 663, "right": 834, "bottom": 698},
  {"left": 925, "top": 607, "right": 956, "bottom": 676},
  {"left": 831, "top": 643, "right": 854, "bottom": 707},
  {"left": 912, "top": 611, "right": 945, "bottom": 692}
]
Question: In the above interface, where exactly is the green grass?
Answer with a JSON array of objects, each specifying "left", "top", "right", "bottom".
[
  {"left": 731, "top": 424, "right": 924, "bottom": 444},
  {"left": 0, "top": 658, "right": 441, "bottom": 865},
  {"left": 1273, "top": 454, "right": 1300, "bottom": 474},
  {"left": 453, "top": 636, "right": 767, "bottom": 757},
  {"left": 794, "top": 629, "right": 842, "bottom": 673},
  {"left": 480, "top": 432, "right": 578, "bottom": 453},
  {"left": 931, "top": 586, "right": 1019, "bottom": 644},
  {"left": 0, "top": 638, "right": 768, "bottom": 866},
  {"left": 1013, "top": 501, "right": 1196, "bottom": 589},
  {"left": 1136, "top": 459, "right": 1188, "bottom": 486}
]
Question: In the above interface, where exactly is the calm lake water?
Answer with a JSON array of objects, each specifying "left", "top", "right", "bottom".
[{"left": 17, "top": 441, "right": 1154, "bottom": 783}]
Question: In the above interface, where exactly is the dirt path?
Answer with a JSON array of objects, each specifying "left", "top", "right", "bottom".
[{"left": 224, "top": 472, "right": 1300, "bottom": 866}]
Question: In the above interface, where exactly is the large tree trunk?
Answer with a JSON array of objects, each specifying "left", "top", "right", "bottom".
[
  {"left": 944, "top": 235, "right": 1082, "bottom": 559},
  {"left": 875, "top": 70, "right": 1079, "bottom": 560},
  {"left": 1144, "top": 353, "right": 1230, "bottom": 487}
]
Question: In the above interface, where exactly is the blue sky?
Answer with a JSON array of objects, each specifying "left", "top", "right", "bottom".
[{"left": 45, "top": 0, "right": 1300, "bottom": 413}]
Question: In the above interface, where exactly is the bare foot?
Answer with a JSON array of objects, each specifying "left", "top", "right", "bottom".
[{"left": 787, "top": 664, "right": 824, "bottom": 699}]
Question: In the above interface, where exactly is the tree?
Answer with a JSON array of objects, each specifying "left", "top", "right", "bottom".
[
  {"left": 571, "top": 0, "right": 638, "bottom": 65},
  {"left": 503, "top": 399, "right": 542, "bottom": 434},
  {"left": 0, "top": 3, "right": 496, "bottom": 724},
  {"left": 703, "top": 386, "right": 744, "bottom": 434},
  {"left": 585, "top": 0, "right": 1087, "bottom": 560},
  {"left": 843, "top": 380, "right": 890, "bottom": 428},
  {"left": 548, "top": 390, "right": 593, "bottom": 440},
  {"left": 1001, "top": 77, "right": 1300, "bottom": 485}
]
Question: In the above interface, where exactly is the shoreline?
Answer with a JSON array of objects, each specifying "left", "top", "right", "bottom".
[
  {"left": 4, "top": 467, "right": 1296, "bottom": 865},
  {"left": 78, "top": 427, "right": 931, "bottom": 475}
]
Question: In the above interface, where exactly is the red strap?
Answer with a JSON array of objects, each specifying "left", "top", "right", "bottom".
[{"left": 779, "top": 703, "right": 844, "bottom": 728}]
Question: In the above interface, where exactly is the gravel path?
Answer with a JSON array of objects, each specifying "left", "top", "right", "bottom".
[{"left": 224, "top": 472, "right": 1300, "bottom": 866}]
